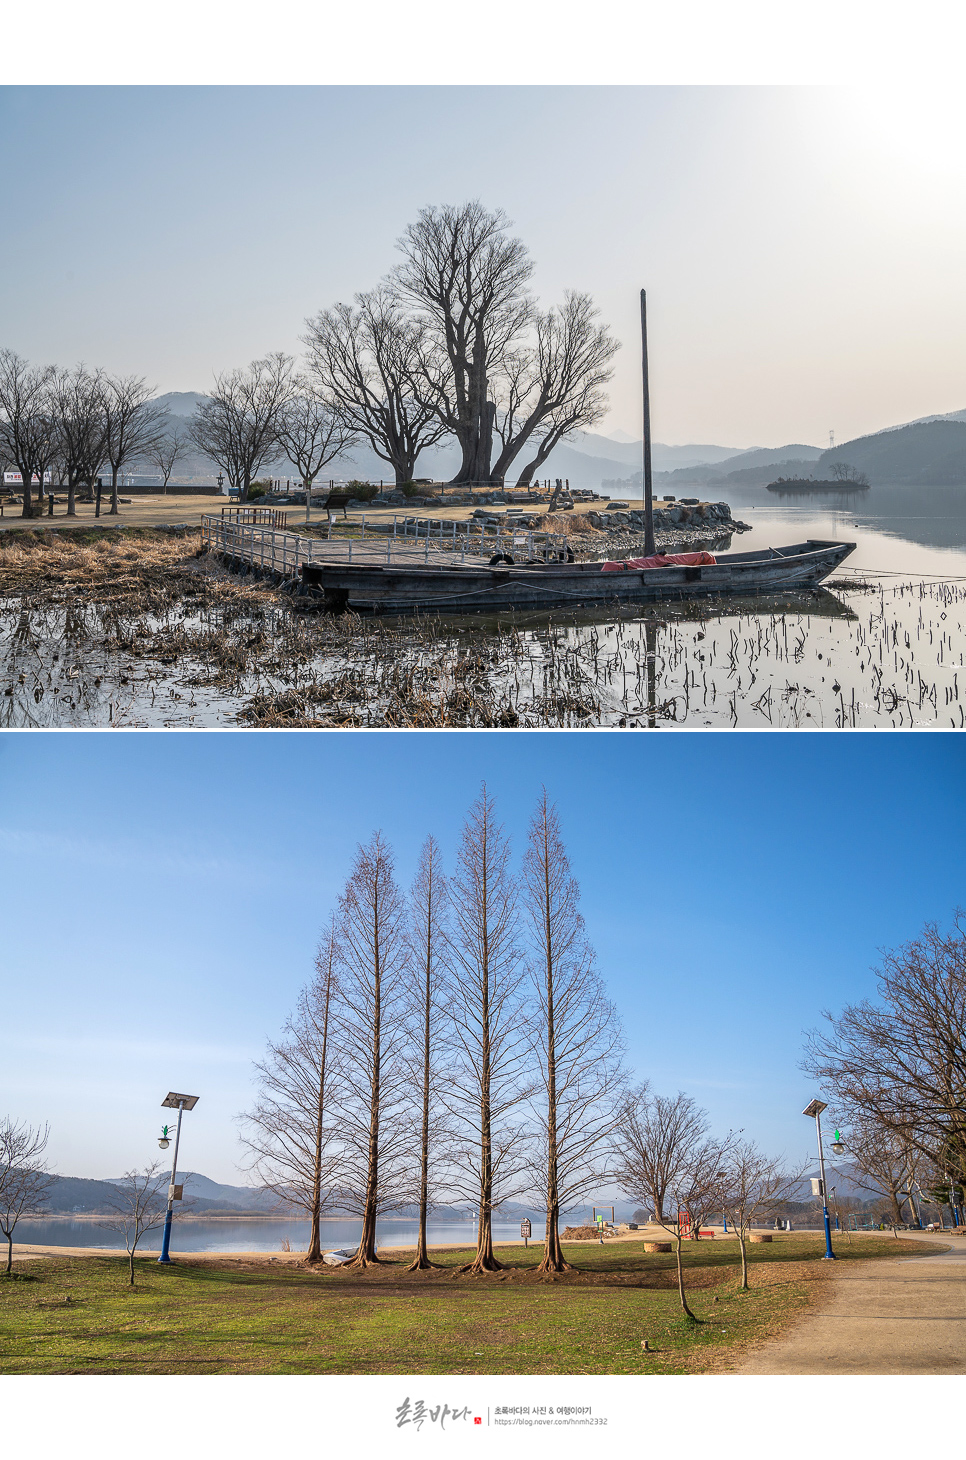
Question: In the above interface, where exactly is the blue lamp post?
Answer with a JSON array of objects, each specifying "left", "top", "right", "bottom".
[
  {"left": 157, "top": 1091, "right": 199, "bottom": 1264},
  {"left": 803, "top": 1098, "right": 836, "bottom": 1260}
]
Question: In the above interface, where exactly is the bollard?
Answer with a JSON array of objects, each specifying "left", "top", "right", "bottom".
[{"left": 48, "top": 494, "right": 54, "bottom": 516}]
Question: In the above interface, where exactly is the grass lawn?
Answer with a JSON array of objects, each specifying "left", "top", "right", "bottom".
[{"left": 0, "top": 1234, "right": 938, "bottom": 1376}]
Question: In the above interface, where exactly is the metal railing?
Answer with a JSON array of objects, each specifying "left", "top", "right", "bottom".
[{"left": 200, "top": 513, "right": 569, "bottom": 577}]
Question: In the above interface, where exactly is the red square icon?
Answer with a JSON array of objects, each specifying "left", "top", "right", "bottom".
[{"left": 474, "top": 1417, "right": 482, "bottom": 1425}]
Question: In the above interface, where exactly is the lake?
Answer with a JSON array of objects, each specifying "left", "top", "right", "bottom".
[
  {"left": 15, "top": 1215, "right": 563, "bottom": 1254},
  {"left": 3, "top": 483, "right": 964, "bottom": 727}
]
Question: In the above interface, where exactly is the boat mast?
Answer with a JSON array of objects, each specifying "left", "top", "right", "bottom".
[{"left": 640, "top": 288, "right": 656, "bottom": 557}]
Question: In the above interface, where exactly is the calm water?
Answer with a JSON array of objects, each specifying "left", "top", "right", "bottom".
[
  {"left": 15, "top": 1215, "right": 557, "bottom": 1254},
  {"left": 3, "top": 484, "right": 964, "bottom": 728}
]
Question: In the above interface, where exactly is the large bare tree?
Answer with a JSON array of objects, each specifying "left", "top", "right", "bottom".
[
  {"left": 490, "top": 293, "right": 619, "bottom": 487},
  {"left": 802, "top": 912, "right": 966, "bottom": 1192},
  {"left": 334, "top": 832, "right": 411, "bottom": 1268},
  {"left": 149, "top": 423, "right": 191, "bottom": 493},
  {"left": 190, "top": 354, "right": 293, "bottom": 502},
  {"left": 240, "top": 920, "right": 343, "bottom": 1264},
  {"left": 404, "top": 836, "right": 450, "bottom": 1272},
  {"left": 304, "top": 287, "right": 446, "bottom": 487},
  {"left": 0, "top": 351, "right": 57, "bottom": 518},
  {"left": 521, "top": 790, "right": 625, "bottom": 1273},
  {"left": 97, "top": 1164, "right": 169, "bottom": 1285},
  {"left": 102, "top": 374, "right": 166, "bottom": 515},
  {"left": 612, "top": 1087, "right": 710, "bottom": 1223},
  {"left": 446, "top": 786, "right": 532, "bottom": 1274},
  {"left": 395, "top": 201, "right": 534, "bottom": 486},
  {"left": 0, "top": 1118, "right": 54, "bottom": 1274}
]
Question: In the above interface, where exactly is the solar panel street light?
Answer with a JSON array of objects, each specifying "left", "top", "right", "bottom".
[
  {"left": 803, "top": 1097, "right": 836, "bottom": 1260},
  {"left": 157, "top": 1092, "right": 199, "bottom": 1264}
]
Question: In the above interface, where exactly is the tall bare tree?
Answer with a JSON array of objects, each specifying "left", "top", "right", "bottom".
[
  {"left": 719, "top": 1142, "right": 806, "bottom": 1290},
  {"left": 102, "top": 375, "right": 166, "bottom": 515},
  {"left": 522, "top": 790, "right": 625, "bottom": 1273},
  {"left": 446, "top": 786, "right": 532, "bottom": 1274},
  {"left": 802, "top": 912, "right": 966, "bottom": 1193},
  {"left": 149, "top": 423, "right": 190, "bottom": 493},
  {"left": 304, "top": 287, "right": 446, "bottom": 486},
  {"left": 490, "top": 293, "right": 619, "bottom": 487},
  {"left": 0, "top": 351, "right": 57, "bottom": 518},
  {"left": 97, "top": 1164, "right": 169, "bottom": 1285},
  {"left": 335, "top": 832, "right": 411, "bottom": 1268},
  {"left": 240, "top": 920, "right": 343, "bottom": 1264},
  {"left": 395, "top": 201, "right": 534, "bottom": 486},
  {"left": 0, "top": 1118, "right": 54, "bottom": 1274},
  {"left": 404, "top": 836, "right": 450, "bottom": 1272},
  {"left": 839, "top": 1114, "right": 921, "bottom": 1226},
  {"left": 48, "top": 366, "right": 108, "bottom": 517},
  {"left": 274, "top": 380, "right": 358, "bottom": 496},
  {"left": 190, "top": 354, "right": 293, "bottom": 502}
]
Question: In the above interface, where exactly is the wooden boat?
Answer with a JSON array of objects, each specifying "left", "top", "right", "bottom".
[{"left": 301, "top": 539, "right": 856, "bottom": 614}]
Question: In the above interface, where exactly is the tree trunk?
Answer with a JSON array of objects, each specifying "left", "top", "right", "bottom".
[
  {"left": 469, "top": 1057, "right": 504, "bottom": 1274},
  {"left": 738, "top": 1229, "right": 748, "bottom": 1290},
  {"left": 348, "top": 908, "right": 384, "bottom": 1270},
  {"left": 129, "top": 1246, "right": 136, "bottom": 1285},
  {"left": 240, "top": 470, "right": 250, "bottom": 505},
  {"left": 5, "top": 1231, "right": 12, "bottom": 1274},
  {"left": 674, "top": 1232, "right": 699, "bottom": 1321},
  {"left": 408, "top": 945, "right": 440, "bottom": 1272},
  {"left": 66, "top": 479, "right": 77, "bottom": 518},
  {"left": 305, "top": 975, "right": 333, "bottom": 1266},
  {"left": 538, "top": 933, "right": 573, "bottom": 1275},
  {"left": 109, "top": 466, "right": 120, "bottom": 516},
  {"left": 20, "top": 481, "right": 34, "bottom": 518}
]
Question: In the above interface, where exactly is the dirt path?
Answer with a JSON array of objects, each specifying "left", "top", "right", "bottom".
[{"left": 738, "top": 1231, "right": 966, "bottom": 1374}]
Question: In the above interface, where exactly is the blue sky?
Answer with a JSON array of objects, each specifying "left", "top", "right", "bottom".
[
  {"left": 2, "top": 730, "right": 962, "bottom": 1184},
  {"left": 1, "top": 85, "right": 964, "bottom": 447}
]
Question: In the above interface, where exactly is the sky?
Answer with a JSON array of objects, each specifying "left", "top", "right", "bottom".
[
  {"left": 2, "top": 729, "right": 963, "bottom": 1187},
  {"left": 1, "top": 84, "right": 965, "bottom": 450}
]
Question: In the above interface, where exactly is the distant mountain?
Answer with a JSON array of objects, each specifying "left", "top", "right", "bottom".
[
  {"left": 152, "top": 391, "right": 208, "bottom": 417},
  {"left": 820, "top": 419, "right": 966, "bottom": 485},
  {"left": 880, "top": 407, "right": 966, "bottom": 431},
  {"left": 43, "top": 1170, "right": 277, "bottom": 1215}
]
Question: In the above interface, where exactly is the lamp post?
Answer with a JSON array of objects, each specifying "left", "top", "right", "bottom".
[
  {"left": 157, "top": 1091, "right": 199, "bottom": 1264},
  {"left": 803, "top": 1098, "right": 836, "bottom": 1260},
  {"left": 217, "top": 472, "right": 224, "bottom": 494}
]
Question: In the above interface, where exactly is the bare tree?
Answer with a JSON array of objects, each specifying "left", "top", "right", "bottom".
[
  {"left": 334, "top": 832, "right": 411, "bottom": 1268},
  {"left": 0, "top": 1118, "right": 54, "bottom": 1274},
  {"left": 404, "top": 836, "right": 450, "bottom": 1272},
  {"left": 304, "top": 287, "right": 446, "bottom": 486},
  {"left": 490, "top": 293, "right": 619, "bottom": 487},
  {"left": 0, "top": 351, "right": 57, "bottom": 518},
  {"left": 720, "top": 1142, "right": 806, "bottom": 1290},
  {"left": 240, "top": 920, "right": 343, "bottom": 1264},
  {"left": 839, "top": 1114, "right": 920, "bottom": 1226},
  {"left": 102, "top": 375, "right": 166, "bottom": 515},
  {"left": 395, "top": 201, "right": 534, "bottom": 486},
  {"left": 802, "top": 912, "right": 966, "bottom": 1194},
  {"left": 612, "top": 1088, "right": 709, "bottom": 1223},
  {"left": 189, "top": 354, "right": 293, "bottom": 502},
  {"left": 521, "top": 790, "right": 625, "bottom": 1273},
  {"left": 48, "top": 366, "right": 108, "bottom": 517},
  {"left": 149, "top": 423, "right": 190, "bottom": 493},
  {"left": 446, "top": 786, "right": 532, "bottom": 1274},
  {"left": 829, "top": 462, "right": 870, "bottom": 485},
  {"left": 274, "top": 380, "right": 358, "bottom": 497},
  {"left": 98, "top": 1164, "right": 169, "bottom": 1285}
]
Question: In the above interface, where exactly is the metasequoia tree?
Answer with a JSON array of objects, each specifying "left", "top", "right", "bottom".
[
  {"left": 0, "top": 1118, "right": 54, "bottom": 1274},
  {"left": 395, "top": 201, "right": 534, "bottom": 486},
  {"left": 802, "top": 912, "right": 966, "bottom": 1192},
  {"left": 240, "top": 920, "right": 342, "bottom": 1264},
  {"left": 612, "top": 1087, "right": 710, "bottom": 1223},
  {"left": 48, "top": 366, "right": 108, "bottom": 517},
  {"left": 275, "top": 380, "right": 357, "bottom": 495},
  {"left": 522, "top": 790, "right": 625, "bottom": 1273},
  {"left": 720, "top": 1142, "right": 805, "bottom": 1290},
  {"left": 446, "top": 786, "right": 532, "bottom": 1274},
  {"left": 0, "top": 351, "right": 57, "bottom": 518},
  {"left": 190, "top": 354, "right": 292, "bottom": 501},
  {"left": 304, "top": 287, "right": 446, "bottom": 486},
  {"left": 102, "top": 374, "right": 166, "bottom": 515},
  {"left": 334, "top": 832, "right": 410, "bottom": 1268},
  {"left": 97, "top": 1164, "right": 168, "bottom": 1285},
  {"left": 490, "top": 293, "right": 618, "bottom": 487},
  {"left": 404, "top": 837, "right": 451, "bottom": 1271}
]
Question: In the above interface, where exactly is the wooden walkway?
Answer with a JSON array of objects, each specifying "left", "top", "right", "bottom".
[{"left": 200, "top": 514, "right": 569, "bottom": 578}]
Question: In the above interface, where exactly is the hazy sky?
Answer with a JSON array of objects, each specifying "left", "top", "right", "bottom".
[
  {"left": 1, "top": 85, "right": 964, "bottom": 450},
  {"left": 2, "top": 730, "right": 962, "bottom": 1186}
]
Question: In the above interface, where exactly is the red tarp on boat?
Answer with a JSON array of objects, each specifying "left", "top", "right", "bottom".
[{"left": 600, "top": 551, "right": 717, "bottom": 573}]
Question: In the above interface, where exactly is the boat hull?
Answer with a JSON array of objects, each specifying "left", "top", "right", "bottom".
[{"left": 301, "top": 540, "right": 857, "bottom": 614}]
